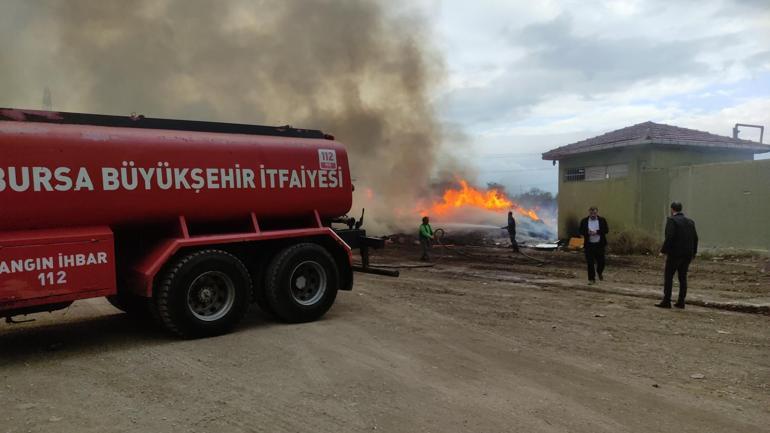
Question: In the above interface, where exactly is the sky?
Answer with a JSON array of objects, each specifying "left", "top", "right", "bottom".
[{"left": 429, "top": 0, "right": 770, "bottom": 194}]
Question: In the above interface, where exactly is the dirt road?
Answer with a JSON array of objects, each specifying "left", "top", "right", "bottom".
[{"left": 1, "top": 245, "right": 768, "bottom": 432}]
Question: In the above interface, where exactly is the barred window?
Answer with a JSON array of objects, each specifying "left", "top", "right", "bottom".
[
  {"left": 565, "top": 164, "right": 628, "bottom": 182},
  {"left": 564, "top": 168, "right": 585, "bottom": 182}
]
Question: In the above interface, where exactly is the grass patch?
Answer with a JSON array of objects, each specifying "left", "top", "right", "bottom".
[
  {"left": 698, "top": 248, "right": 769, "bottom": 260},
  {"left": 609, "top": 229, "right": 660, "bottom": 255}
]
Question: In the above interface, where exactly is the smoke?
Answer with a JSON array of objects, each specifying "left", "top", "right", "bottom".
[{"left": 0, "top": 0, "right": 461, "bottom": 233}]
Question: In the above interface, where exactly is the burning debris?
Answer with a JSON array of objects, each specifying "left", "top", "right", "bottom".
[
  {"left": 389, "top": 220, "right": 556, "bottom": 249},
  {"left": 392, "top": 179, "right": 556, "bottom": 247},
  {"left": 418, "top": 179, "right": 541, "bottom": 221}
]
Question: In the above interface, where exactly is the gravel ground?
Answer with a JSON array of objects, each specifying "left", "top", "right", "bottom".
[{"left": 1, "top": 244, "right": 768, "bottom": 433}]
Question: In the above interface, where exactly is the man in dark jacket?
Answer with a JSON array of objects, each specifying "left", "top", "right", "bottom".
[
  {"left": 579, "top": 206, "right": 609, "bottom": 284},
  {"left": 656, "top": 202, "right": 698, "bottom": 309},
  {"left": 502, "top": 211, "right": 519, "bottom": 253}
]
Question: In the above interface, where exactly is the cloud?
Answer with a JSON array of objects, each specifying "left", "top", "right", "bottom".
[
  {"left": 441, "top": 12, "right": 757, "bottom": 127},
  {"left": 516, "top": 14, "right": 715, "bottom": 85},
  {"left": 725, "top": 0, "right": 770, "bottom": 11},
  {"left": 438, "top": 0, "right": 769, "bottom": 133},
  {"left": 747, "top": 50, "right": 770, "bottom": 70}
]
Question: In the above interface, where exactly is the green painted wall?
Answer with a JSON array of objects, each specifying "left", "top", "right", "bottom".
[
  {"left": 663, "top": 159, "right": 770, "bottom": 250},
  {"left": 636, "top": 147, "right": 753, "bottom": 238},
  {"left": 639, "top": 168, "right": 669, "bottom": 237},
  {"left": 555, "top": 144, "right": 762, "bottom": 250},
  {"left": 644, "top": 146, "right": 752, "bottom": 168}
]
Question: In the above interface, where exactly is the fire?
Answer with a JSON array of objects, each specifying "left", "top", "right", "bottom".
[{"left": 421, "top": 179, "right": 540, "bottom": 221}]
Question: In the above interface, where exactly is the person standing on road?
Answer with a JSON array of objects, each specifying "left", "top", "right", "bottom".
[
  {"left": 502, "top": 211, "right": 520, "bottom": 253},
  {"left": 419, "top": 216, "right": 434, "bottom": 261},
  {"left": 656, "top": 202, "right": 698, "bottom": 309},
  {"left": 579, "top": 206, "right": 609, "bottom": 284}
]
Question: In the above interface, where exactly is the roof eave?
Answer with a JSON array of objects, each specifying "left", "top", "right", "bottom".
[
  {"left": 651, "top": 138, "right": 770, "bottom": 153},
  {"left": 542, "top": 138, "right": 650, "bottom": 160},
  {"left": 542, "top": 138, "right": 770, "bottom": 160}
]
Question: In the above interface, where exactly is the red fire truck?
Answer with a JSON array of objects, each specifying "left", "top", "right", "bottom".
[{"left": 0, "top": 109, "right": 393, "bottom": 338}]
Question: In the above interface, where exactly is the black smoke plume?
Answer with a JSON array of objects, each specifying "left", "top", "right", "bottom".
[{"left": 0, "top": 0, "right": 464, "bottom": 232}]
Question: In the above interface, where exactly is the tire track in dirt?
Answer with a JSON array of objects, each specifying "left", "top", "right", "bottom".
[{"left": 354, "top": 271, "right": 769, "bottom": 432}]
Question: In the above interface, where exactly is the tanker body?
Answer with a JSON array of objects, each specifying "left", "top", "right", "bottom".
[{"left": 0, "top": 109, "right": 388, "bottom": 337}]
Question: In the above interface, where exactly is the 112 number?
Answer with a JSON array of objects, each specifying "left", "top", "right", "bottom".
[{"left": 37, "top": 271, "right": 67, "bottom": 286}]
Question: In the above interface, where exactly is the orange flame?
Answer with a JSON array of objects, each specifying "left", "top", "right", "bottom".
[{"left": 420, "top": 179, "right": 540, "bottom": 221}]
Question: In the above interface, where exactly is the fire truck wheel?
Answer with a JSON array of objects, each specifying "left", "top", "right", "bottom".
[
  {"left": 154, "top": 249, "right": 251, "bottom": 338},
  {"left": 265, "top": 243, "right": 339, "bottom": 323}
]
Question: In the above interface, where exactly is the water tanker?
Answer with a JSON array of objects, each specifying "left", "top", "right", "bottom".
[{"left": 0, "top": 109, "right": 393, "bottom": 338}]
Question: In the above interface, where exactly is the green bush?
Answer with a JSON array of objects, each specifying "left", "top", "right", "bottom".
[{"left": 609, "top": 229, "right": 660, "bottom": 255}]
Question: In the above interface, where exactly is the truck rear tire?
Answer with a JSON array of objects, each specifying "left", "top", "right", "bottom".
[
  {"left": 265, "top": 243, "right": 339, "bottom": 323},
  {"left": 154, "top": 249, "right": 250, "bottom": 338}
]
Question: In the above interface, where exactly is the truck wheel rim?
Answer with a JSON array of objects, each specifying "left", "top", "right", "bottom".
[
  {"left": 187, "top": 271, "right": 236, "bottom": 322},
  {"left": 289, "top": 261, "right": 327, "bottom": 306}
]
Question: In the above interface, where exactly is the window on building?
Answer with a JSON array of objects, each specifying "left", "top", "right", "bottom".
[
  {"left": 607, "top": 163, "right": 629, "bottom": 179},
  {"left": 565, "top": 164, "right": 629, "bottom": 182},
  {"left": 564, "top": 168, "right": 585, "bottom": 182},
  {"left": 585, "top": 166, "right": 607, "bottom": 181}
]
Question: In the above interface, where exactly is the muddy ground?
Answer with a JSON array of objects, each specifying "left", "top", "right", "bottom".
[{"left": 1, "top": 243, "right": 768, "bottom": 432}]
